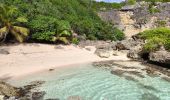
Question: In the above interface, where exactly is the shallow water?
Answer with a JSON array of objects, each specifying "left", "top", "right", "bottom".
[{"left": 9, "top": 63, "right": 170, "bottom": 100}]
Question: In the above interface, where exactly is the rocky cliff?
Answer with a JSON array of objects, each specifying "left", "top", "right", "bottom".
[{"left": 98, "top": 2, "right": 170, "bottom": 38}]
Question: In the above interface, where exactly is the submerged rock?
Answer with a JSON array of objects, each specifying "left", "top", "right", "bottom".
[
  {"left": 32, "top": 91, "right": 46, "bottom": 100},
  {"left": 123, "top": 75, "right": 139, "bottom": 82},
  {"left": 67, "top": 96, "right": 82, "bottom": 100},
  {"left": 111, "top": 69, "right": 124, "bottom": 77},
  {"left": 138, "top": 83, "right": 160, "bottom": 92},
  {"left": 161, "top": 77, "right": 170, "bottom": 83},
  {"left": 141, "top": 93, "right": 160, "bottom": 100}
]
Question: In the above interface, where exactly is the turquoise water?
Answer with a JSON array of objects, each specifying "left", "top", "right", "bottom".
[{"left": 9, "top": 63, "right": 170, "bottom": 100}]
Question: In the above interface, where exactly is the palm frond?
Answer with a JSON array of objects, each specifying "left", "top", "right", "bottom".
[
  {"left": 16, "top": 17, "right": 28, "bottom": 23},
  {"left": 13, "top": 26, "right": 30, "bottom": 37},
  {"left": 57, "top": 37, "right": 69, "bottom": 44},
  {"left": 10, "top": 29, "right": 24, "bottom": 43},
  {"left": 0, "top": 27, "right": 8, "bottom": 40}
]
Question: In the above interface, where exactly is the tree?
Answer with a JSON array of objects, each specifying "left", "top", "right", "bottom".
[{"left": 0, "top": 4, "right": 29, "bottom": 43}]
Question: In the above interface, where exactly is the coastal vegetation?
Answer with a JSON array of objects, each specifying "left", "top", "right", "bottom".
[
  {"left": 139, "top": 27, "right": 170, "bottom": 52},
  {"left": 0, "top": 4, "right": 29, "bottom": 43},
  {"left": 0, "top": 0, "right": 125, "bottom": 44}
]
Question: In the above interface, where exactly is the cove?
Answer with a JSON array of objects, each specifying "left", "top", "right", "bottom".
[{"left": 8, "top": 62, "right": 170, "bottom": 100}]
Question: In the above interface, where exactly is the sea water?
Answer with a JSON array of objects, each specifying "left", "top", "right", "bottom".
[{"left": 8, "top": 63, "right": 170, "bottom": 100}]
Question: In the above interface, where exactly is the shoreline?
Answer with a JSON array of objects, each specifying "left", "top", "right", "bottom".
[{"left": 0, "top": 43, "right": 130, "bottom": 80}]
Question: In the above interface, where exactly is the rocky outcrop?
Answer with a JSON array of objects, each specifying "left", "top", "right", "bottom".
[
  {"left": 127, "top": 45, "right": 143, "bottom": 59},
  {"left": 149, "top": 50, "right": 170, "bottom": 64},
  {"left": 115, "top": 38, "right": 143, "bottom": 50},
  {"left": 0, "top": 81, "right": 21, "bottom": 97},
  {"left": 0, "top": 80, "right": 46, "bottom": 100},
  {"left": 98, "top": 2, "right": 170, "bottom": 38},
  {"left": 95, "top": 44, "right": 113, "bottom": 58}
]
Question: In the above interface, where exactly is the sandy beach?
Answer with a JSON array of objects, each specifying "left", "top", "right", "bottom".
[{"left": 0, "top": 43, "right": 129, "bottom": 79}]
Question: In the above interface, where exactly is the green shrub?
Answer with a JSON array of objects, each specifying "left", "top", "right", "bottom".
[
  {"left": 127, "top": 0, "right": 136, "bottom": 5},
  {"left": 139, "top": 27, "right": 170, "bottom": 52},
  {"left": 72, "top": 38, "right": 79, "bottom": 44},
  {"left": 143, "top": 37, "right": 166, "bottom": 52},
  {"left": 32, "top": 32, "right": 56, "bottom": 42},
  {"left": 149, "top": 7, "right": 160, "bottom": 14}
]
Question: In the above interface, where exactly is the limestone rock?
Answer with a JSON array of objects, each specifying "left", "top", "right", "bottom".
[
  {"left": 149, "top": 50, "right": 170, "bottom": 64},
  {"left": 95, "top": 49, "right": 112, "bottom": 58},
  {"left": 0, "top": 81, "right": 20, "bottom": 97},
  {"left": 116, "top": 39, "right": 143, "bottom": 50},
  {"left": 127, "top": 45, "right": 143, "bottom": 59}
]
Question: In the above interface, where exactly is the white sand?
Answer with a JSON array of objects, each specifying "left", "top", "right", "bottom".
[{"left": 0, "top": 43, "right": 129, "bottom": 79}]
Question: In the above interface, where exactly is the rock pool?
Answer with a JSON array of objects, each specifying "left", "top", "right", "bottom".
[{"left": 8, "top": 62, "right": 170, "bottom": 100}]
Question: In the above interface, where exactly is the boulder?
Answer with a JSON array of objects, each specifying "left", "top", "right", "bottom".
[
  {"left": 94, "top": 42, "right": 115, "bottom": 58},
  {"left": 84, "top": 46, "right": 96, "bottom": 52},
  {"left": 116, "top": 39, "right": 143, "bottom": 50},
  {"left": 95, "top": 49, "right": 112, "bottom": 58},
  {"left": 127, "top": 45, "right": 143, "bottom": 59},
  {"left": 149, "top": 50, "right": 170, "bottom": 64},
  {"left": 0, "top": 49, "right": 9, "bottom": 55}
]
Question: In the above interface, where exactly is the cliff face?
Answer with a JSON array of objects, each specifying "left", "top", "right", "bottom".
[{"left": 98, "top": 2, "right": 170, "bottom": 38}]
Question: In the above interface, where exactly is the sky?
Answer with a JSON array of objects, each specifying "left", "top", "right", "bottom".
[{"left": 95, "top": 0, "right": 125, "bottom": 3}]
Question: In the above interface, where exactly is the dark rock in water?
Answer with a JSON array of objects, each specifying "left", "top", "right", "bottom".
[
  {"left": 125, "top": 71, "right": 145, "bottom": 78},
  {"left": 0, "top": 81, "right": 21, "bottom": 97},
  {"left": 32, "top": 91, "right": 46, "bottom": 100},
  {"left": 141, "top": 93, "right": 160, "bottom": 100},
  {"left": 110, "top": 69, "right": 124, "bottom": 77},
  {"left": 138, "top": 83, "right": 160, "bottom": 92},
  {"left": 161, "top": 77, "right": 170, "bottom": 83},
  {"left": 46, "top": 99, "right": 60, "bottom": 100},
  {"left": 123, "top": 75, "right": 139, "bottom": 82},
  {"left": 0, "top": 49, "right": 9, "bottom": 55},
  {"left": 67, "top": 96, "right": 82, "bottom": 100},
  {"left": 24, "top": 80, "right": 45, "bottom": 91}
]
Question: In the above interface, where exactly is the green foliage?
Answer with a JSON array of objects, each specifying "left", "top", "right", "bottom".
[
  {"left": 127, "top": 0, "right": 136, "bottom": 5},
  {"left": 156, "top": 20, "right": 166, "bottom": 27},
  {"left": 143, "top": 37, "right": 166, "bottom": 52},
  {"left": 1, "top": 0, "right": 125, "bottom": 43},
  {"left": 0, "top": 4, "right": 29, "bottom": 43},
  {"left": 32, "top": 31, "right": 56, "bottom": 42},
  {"left": 139, "top": 27, "right": 170, "bottom": 52},
  {"left": 148, "top": 6, "right": 160, "bottom": 14},
  {"left": 72, "top": 38, "right": 79, "bottom": 44}
]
